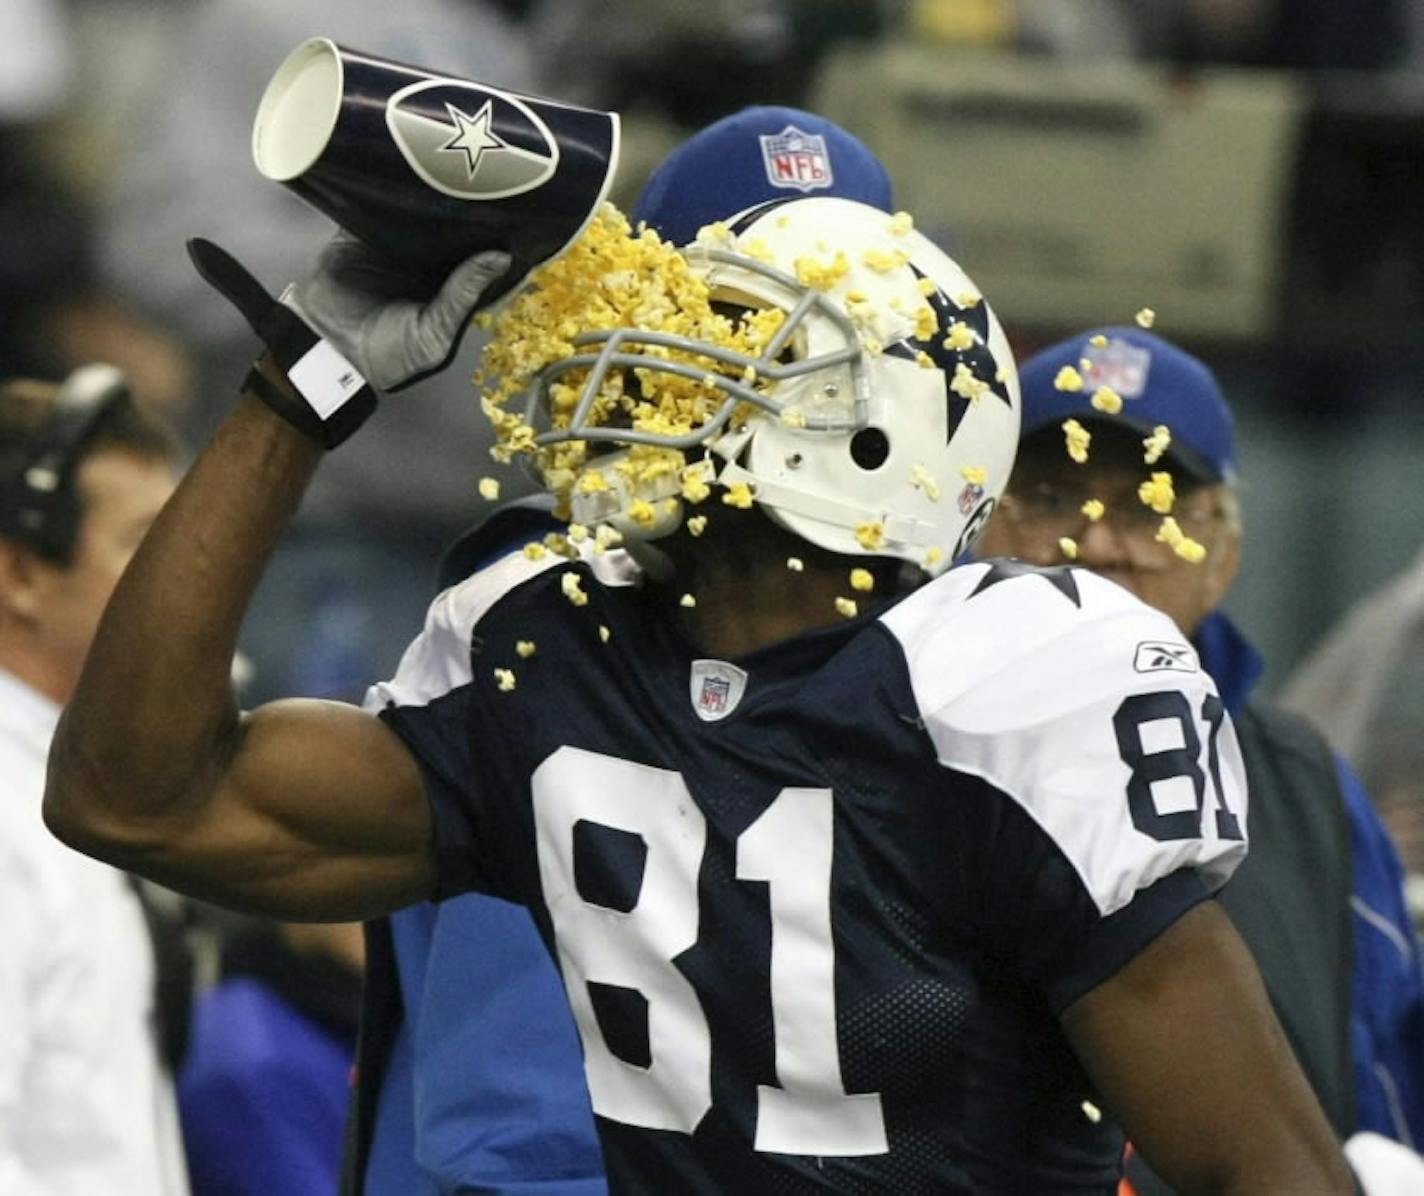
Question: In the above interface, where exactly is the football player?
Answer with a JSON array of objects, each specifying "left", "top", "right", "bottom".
[{"left": 45, "top": 187, "right": 1352, "bottom": 1191}]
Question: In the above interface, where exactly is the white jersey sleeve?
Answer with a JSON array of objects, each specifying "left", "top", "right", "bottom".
[{"left": 881, "top": 560, "right": 1248, "bottom": 920}]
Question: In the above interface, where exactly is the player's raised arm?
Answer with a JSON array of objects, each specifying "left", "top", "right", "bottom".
[
  {"left": 44, "top": 237, "right": 510, "bottom": 921},
  {"left": 1062, "top": 901, "right": 1353, "bottom": 1195}
]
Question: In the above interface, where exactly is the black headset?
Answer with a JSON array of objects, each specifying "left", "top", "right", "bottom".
[{"left": 0, "top": 364, "right": 132, "bottom": 564}]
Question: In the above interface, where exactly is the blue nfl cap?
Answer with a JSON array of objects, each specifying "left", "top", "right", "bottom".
[
  {"left": 633, "top": 105, "right": 893, "bottom": 247},
  {"left": 1018, "top": 328, "right": 1236, "bottom": 483}
]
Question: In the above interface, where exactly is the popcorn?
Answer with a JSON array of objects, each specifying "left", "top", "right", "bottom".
[
  {"left": 599, "top": 624, "right": 612, "bottom": 643},
  {"left": 594, "top": 524, "right": 623, "bottom": 553},
  {"left": 960, "top": 465, "right": 987, "bottom": 486},
  {"left": 515, "top": 640, "right": 538, "bottom": 658},
  {"left": 786, "top": 557, "right": 805, "bottom": 572},
  {"left": 862, "top": 248, "right": 907, "bottom": 274},
  {"left": 1081, "top": 498, "right": 1105, "bottom": 521},
  {"left": 1054, "top": 365, "right": 1085, "bottom": 393},
  {"left": 917, "top": 277, "right": 938, "bottom": 297},
  {"left": 956, "top": 292, "right": 982, "bottom": 308},
  {"left": 1058, "top": 537, "right": 1079, "bottom": 560},
  {"left": 1089, "top": 335, "right": 1108, "bottom": 348},
  {"left": 1063, "top": 418, "right": 1091, "bottom": 464},
  {"left": 494, "top": 668, "right": 517, "bottom": 692},
  {"left": 566, "top": 523, "right": 590, "bottom": 544},
  {"left": 913, "top": 305, "right": 938, "bottom": 341},
  {"left": 941, "top": 322, "right": 975, "bottom": 352},
  {"left": 1089, "top": 386, "right": 1123, "bottom": 415},
  {"left": 1138, "top": 471, "right": 1176, "bottom": 514},
  {"left": 910, "top": 463, "right": 942, "bottom": 501},
  {"left": 834, "top": 597, "right": 859, "bottom": 618},
  {"left": 679, "top": 593, "right": 697, "bottom": 608},
  {"left": 1154, "top": 515, "right": 1204, "bottom": 561},
  {"left": 561, "top": 572, "right": 589, "bottom": 606},
  {"left": 794, "top": 251, "right": 851, "bottom": 290},
  {"left": 915, "top": 351, "right": 935, "bottom": 370},
  {"left": 1143, "top": 425, "right": 1171, "bottom": 465},
  {"left": 628, "top": 499, "right": 659, "bottom": 528},
  {"left": 850, "top": 568, "right": 875, "bottom": 592},
  {"left": 722, "top": 482, "right": 756, "bottom": 509},
  {"left": 522, "top": 542, "right": 548, "bottom": 560},
  {"left": 577, "top": 470, "right": 611, "bottom": 494},
  {"left": 478, "top": 477, "right": 501, "bottom": 500},
  {"left": 696, "top": 220, "right": 735, "bottom": 245},
  {"left": 855, "top": 521, "right": 886, "bottom": 551},
  {"left": 781, "top": 407, "right": 808, "bottom": 428},
  {"left": 950, "top": 363, "right": 991, "bottom": 403},
  {"left": 1135, "top": 307, "right": 1156, "bottom": 329},
  {"left": 681, "top": 472, "right": 712, "bottom": 504},
  {"left": 686, "top": 514, "right": 708, "bottom": 536},
  {"left": 923, "top": 546, "right": 944, "bottom": 568},
  {"left": 888, "top": 211, "right": 915, "bottom": 235},
  {"left": 1081, "top": 1101, "right": 1103, "bottom": 1125}
]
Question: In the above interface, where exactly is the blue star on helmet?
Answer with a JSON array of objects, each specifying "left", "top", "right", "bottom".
[
  {"left": 885, "top": 266, "right": 1011, "bottom": 443},
  {"left": 438, "top": 100, "right": 508, "bottom": 179}
]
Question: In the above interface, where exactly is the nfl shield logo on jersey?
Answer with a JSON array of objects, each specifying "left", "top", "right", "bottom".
[
  {"left": 759, "top": 125, "right": 834, "bottom": 193},
  {"left": 690, "top": 659, "right": 749, "bottom": 722}
]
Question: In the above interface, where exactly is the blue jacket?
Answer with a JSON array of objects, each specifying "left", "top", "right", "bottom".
[
  {"left": 180, "top": 934, "right": 362, "bottom": 1196},
  {"left": 1197, "top": 611, "right": 1424, "bottom": 1147}
]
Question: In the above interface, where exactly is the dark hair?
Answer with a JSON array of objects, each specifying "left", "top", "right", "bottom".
[{"left": 0, "top": 372, "right": 179, "bottom": 561}]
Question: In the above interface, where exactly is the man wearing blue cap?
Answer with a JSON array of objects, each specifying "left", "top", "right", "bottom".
[
  {"left": 977, "top": 327, "right": 1424, "bottom": 1195},
  {"left": 344, "top": 105, "right": 893, "bottom": 1196}
]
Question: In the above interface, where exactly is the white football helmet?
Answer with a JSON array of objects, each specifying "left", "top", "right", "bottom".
[{"left": 520, "top": 196, "right": 1020, "bottom": 573}]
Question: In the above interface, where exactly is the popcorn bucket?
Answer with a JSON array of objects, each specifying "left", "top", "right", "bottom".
[{"left": 252, "top": 37, "right": 620, "bottom": 304}]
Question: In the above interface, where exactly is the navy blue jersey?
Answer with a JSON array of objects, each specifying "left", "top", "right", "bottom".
[{"left": 365, "top": 553, "right": 1248, "bottom": 1194}]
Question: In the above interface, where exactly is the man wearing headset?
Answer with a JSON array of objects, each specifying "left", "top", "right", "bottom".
[{"left": 0, "top": 368, "right": 188, "bottom": 1194}]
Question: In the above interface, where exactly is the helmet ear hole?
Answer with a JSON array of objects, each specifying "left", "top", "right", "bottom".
[{"left": 849, "top": 427, "right": 890, "bottom": 471}]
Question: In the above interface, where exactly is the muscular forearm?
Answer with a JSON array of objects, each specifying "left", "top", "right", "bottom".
[{"left": 45, "top": 359, "right": 320, "bottom": 856}]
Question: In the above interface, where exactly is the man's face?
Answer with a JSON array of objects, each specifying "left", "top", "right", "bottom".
[
  {"left": 976, "top": 427, "right": 1240, "bottom": 637},
  {"left": 25, "top": 448, "right": 174, "bottom": 699}
]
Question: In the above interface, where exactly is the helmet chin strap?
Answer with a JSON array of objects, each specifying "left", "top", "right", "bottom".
[{"left": 714, "top": 458, "right": 938, "bottom": 550}]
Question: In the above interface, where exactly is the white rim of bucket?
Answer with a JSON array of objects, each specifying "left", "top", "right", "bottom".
[{"left": 252, "top": 37, "right": 344, "bottom": 182}]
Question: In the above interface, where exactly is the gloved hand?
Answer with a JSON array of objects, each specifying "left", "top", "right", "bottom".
[{"left": 281, "top": 231, "right": 512, "bottom": 393}]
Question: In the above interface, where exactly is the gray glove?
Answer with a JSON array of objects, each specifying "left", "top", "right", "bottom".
[{"left": 282, "top": 232, "right": 512, "bottom": 393}]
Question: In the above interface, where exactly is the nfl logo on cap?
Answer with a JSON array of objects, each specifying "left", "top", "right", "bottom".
[{"left": 759, "top": 125, "right": 833, "bottom": 193}]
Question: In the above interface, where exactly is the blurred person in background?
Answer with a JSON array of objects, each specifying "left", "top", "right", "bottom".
[
  {"left": 1283, "top": 551, "right": 1424, "bottom": 927},
  {"left": 98, "top": 0, "right": 541, "bottom": 705},
  {"left": 976, "top": 327, "right": 1424, "bottom": 1194},
  {"left": 180, "top": 919, "right": 364, "bottom": 1196},
  {"left": 0, "top": 366, "right": 188, "bottom": 1194},
  {"left": 348, "top": 105, "right": 896, "bottom": 1196}
]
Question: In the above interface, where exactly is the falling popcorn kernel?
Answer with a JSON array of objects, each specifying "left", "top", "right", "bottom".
[
  {"left": 566, "top": 523, "right": 590, "bottom": 544},
  {"left": 834, "top": 597, "right": 859, "bottom": 618},
  {"left": 913, "top": 305, "right": 938, "bottom": 341},
  {"left": 924, "top": 546, "right": 944, "bottom": 568},
  {"left": 1063, "top": 418, "right": 1091, "bottom": 464},
  {"left": 494, "top": 668, "right": 517, "bottom": 692},
  {"left": 515, "top": 640, "right": 537, "bottom": 659},
  {"left": 628, "top": 499, "right": 659, "bottom": 527},
  {"left": 561, "top": 572, "right": 589, "bottom": 607},
  {"left": 855, "top": 521, "right": 887, "bottom": 551},
  {"left": 781, "top": 407, "right": 808, "bottom": 428},
  {"left": 888, "top": 211, "right": 915, "bottom": 235},
  {"left": 910, "top": 463, "right": 942, "bottom": 501},
  {"left": 722, "top": 482, "right": 756, "bottom": 509},
  {"left": 961, "top": 465, "right": 987, "bottom": 485},
  {"left": 850, "top": 568, "right": 875, "bottom": 593},
  {"left": 1174, "top": 538, "right": 1207, "bottom": 563},
  {"left": 681, "top": 474, "right": 712, "bottom": 504},
  {"left": 1138, "top": 471, "right": 1176, "bottom": 514},
  {"left": 786, "top": 557, "right": 805, "bottom": 572},
  {"left": 1054, "top": 365, "right": 1085, "bottom": 393},
  {"left": 942, "top": 321, "right": 975, "bottom": 352},
  {"left": 679, "top": 593, "right": 697, "bottom": 608},
  {"left": 478, "top": 477, "right": 501, "bottom": 501},
  {"left": 1135, "top": 307, "right": 1156, "bottom": 328},
  {"left": 915, "top": 351, "right": 935, "bottom": 369},
  {"left": 1081, "top": 1101, "right": 1103, "bottom": 1125},
  {"left": 950, "top": 363, "right": 990, "bottom": 403},
  {"left": 599, "top": 625, "right": 612, "bottom": 643},
  {"left": 1089, "top": 334, "right": 1108, "bottom": 348},
  {"left": 522, "top": 542, "right": 548, "bottom": 560},
  {"left": 686, "top": 514, "right": 708, "bottom": 536},
  {"left": 595, "top": 524, "right": 623, "bottom": 552},
  {"left": 1058, "top": 537, "right": 1079, "bottom": 560},
  {"left": 1143, "top": 425, "right": 1172, "bottom": 465},
  {"left": 917, "top": 276, "right": 938, "bottom": 296},
  {"left": 1081, "top": 498, "right": 1106, "bottom": 521},
  {"left": 1090, "top": 386, "right": 1123, "bottom": 415},
  {"left": 956, "top": 292, "right": 982, "bottom": 308}
]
